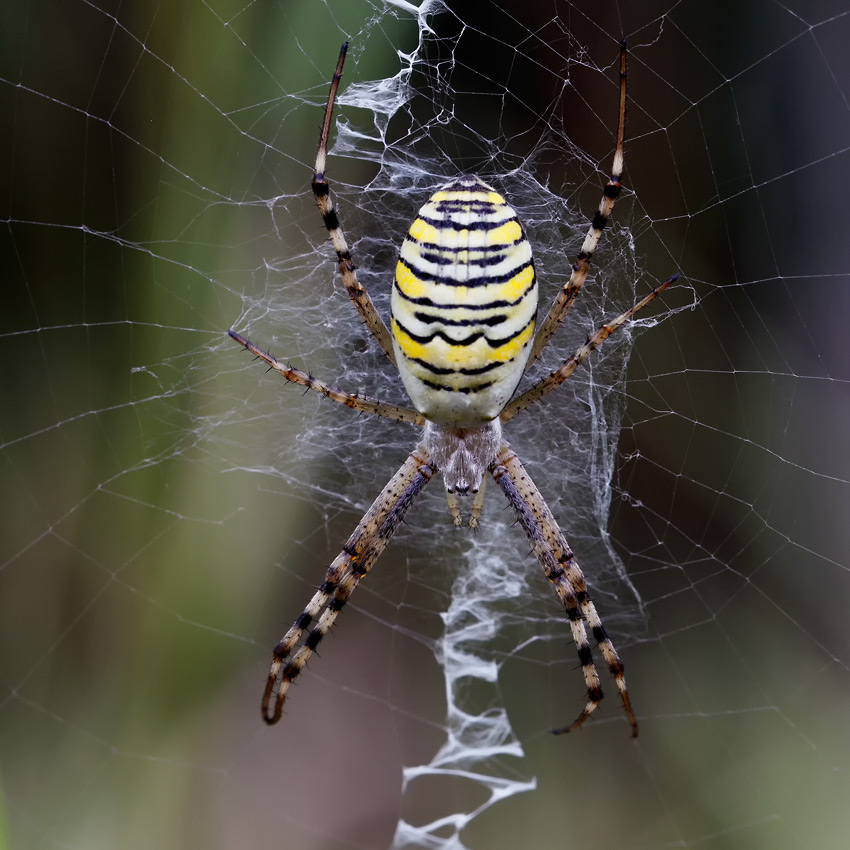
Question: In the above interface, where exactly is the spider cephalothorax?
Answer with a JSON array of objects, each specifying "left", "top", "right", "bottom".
[
  {"left": 422, "top": 420, "right": 502, "bottom": 498},
  {"left": 231, "top": 41, "right": 675, "bottom": 737}
]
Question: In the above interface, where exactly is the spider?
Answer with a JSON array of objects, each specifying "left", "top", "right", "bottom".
[{"left": 230, "top": 40, "right": 675, "bottom": 738}]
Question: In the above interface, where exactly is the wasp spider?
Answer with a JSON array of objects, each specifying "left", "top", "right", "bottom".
[{"left": 230, "top": 41, "right": 675, "bottom": 737}]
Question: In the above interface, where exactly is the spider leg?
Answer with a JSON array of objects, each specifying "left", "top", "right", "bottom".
[
  {"left": 262, "top": 445, "right": 435, "bottom": 724},
  {"left": 312, "top": 43, "right": 397, "bottom": 365},
  {"left": 528, "top": 40, "right": 628, "bottom": 368},
  {"left": 490, "top": 442, "right": 638, "bottom": 736},
  {"left": 229, "top": 330, "right": 423, "bottom": 425},
  {"left": 501, "top": 274, "right": 676, "bottom": 423}
]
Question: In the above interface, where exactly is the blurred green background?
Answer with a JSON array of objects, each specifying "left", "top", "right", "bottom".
[{"left": 2, "top": 1, "right": 850, "bottom": 848}]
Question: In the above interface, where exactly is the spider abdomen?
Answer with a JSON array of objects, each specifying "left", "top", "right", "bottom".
[{"left": 391, "top": 175, "right": 537, "bottom": 427}]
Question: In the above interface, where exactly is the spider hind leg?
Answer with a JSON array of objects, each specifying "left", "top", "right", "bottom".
[
  {"left": 262, "top": 447, "right": 435, "bottom": 724},
  {"left": 490, "top": 443, "right": 638, "bottom": 737}
]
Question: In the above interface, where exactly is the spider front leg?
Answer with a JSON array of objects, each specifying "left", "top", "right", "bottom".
[
  {"left": 529, "top": 40, "right": 628, "bottom": 367},
  {"left": 502, "top": 274, "right": 677, "bottom": 423},
  {"left": 490, "top": 443, "right": 638, "bottom": 737},
  {"left": 312, "top": 43, "right": 397, "bottom": 365},
  {"left": 262, "top": 446, "right": 435, "bottom": 724},
  {"left": 228, "top": 329, "right": 423, "bottom": 424}
]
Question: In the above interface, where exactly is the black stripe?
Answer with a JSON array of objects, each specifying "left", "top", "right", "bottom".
[
  {"left": 397, "top": 256, "right": 534, "bottom": 289},
  {"left": 577, "top": 644, "right": 593, "bottom": 666},
  {"left": 486, "top": 316, "right": 535, "bottom": 348},
  {"left": 397, "top": 319, "right": 483, "bottom": 347},
  {"left": 416, "top": 212, "right": 518, "bottom": 233},
  {"left": 591, "top": 211, "right": 609, "bottom": 231},
  {"left": 415, "top": 242, "right": 525, "bottom": 266},
  {"left": 412, "top": 311, "right": 508, "bottom": 328},
  {"left": 433, "top": 199, "right": 505, "bottom": 213},
  {"left": 395, "top": 316, "right": 534, "bottom": 349},
  {"left": 305, "top": 630, "right": 325, "bottom": 651},
  {"left": 406, "top": 355, "right": 505, "bottom": 377},
  {"left": 419, "top": 377, "right": 496, "bottom": 394},
  {"left": 393, "top": 277, "right": 537, "bottom": 309}
]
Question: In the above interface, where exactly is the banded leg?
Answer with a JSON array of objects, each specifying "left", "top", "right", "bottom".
[
  {"left": 262, "top": 446, "right": 435, "bottom": 723},
  {"left": 501, "top": 274, "right": 676, "bottom": 423},
  {"left": 312, "top": 43, "right": 397, "bottom": 364},
  {"left": 229, "top": 330, "right": 423, "bottom": 425},
  {"left": 490, "top": 443, "right": 638, "bottom": 736},
  {"left": 528, "top": 40, "right": 628, "bottom": 367}
]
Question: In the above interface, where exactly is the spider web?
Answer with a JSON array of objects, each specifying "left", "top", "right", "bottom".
[{"left": 3, "top": 0, "right": 850, "bottom": 848}]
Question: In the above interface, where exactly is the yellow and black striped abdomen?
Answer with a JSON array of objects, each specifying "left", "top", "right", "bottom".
[{"left": 391, "top": 175, "right": 537, "bottom": 427}]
